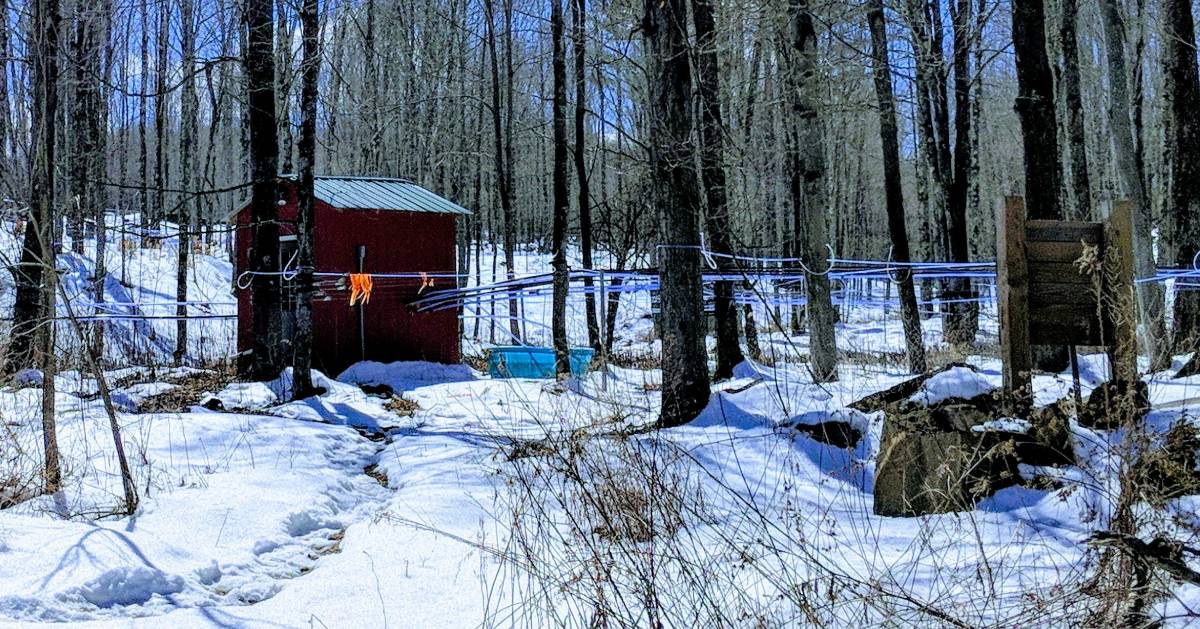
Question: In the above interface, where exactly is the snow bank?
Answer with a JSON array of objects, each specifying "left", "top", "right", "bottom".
[
  {"left": 338, "top": 360, "right": 477, "bottom": 391},
  {"left": 909, "top": 366, "right": 997, "bottom": 405}
]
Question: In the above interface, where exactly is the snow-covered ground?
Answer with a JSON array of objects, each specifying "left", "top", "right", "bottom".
[{"left": 1, "top": 231, "right": 1199, "bottom": 626}]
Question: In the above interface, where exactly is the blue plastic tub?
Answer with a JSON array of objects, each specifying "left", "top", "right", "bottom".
[{"left": 487, "top": 346, "right": 595, "bottom": 379}]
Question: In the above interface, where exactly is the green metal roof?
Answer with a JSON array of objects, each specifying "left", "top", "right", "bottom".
[{"left": 310, "top": 176, "right": 471, "bottom": 215}]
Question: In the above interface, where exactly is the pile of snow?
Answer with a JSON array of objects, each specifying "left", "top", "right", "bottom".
[
  {"left": 909, "top": 366, "right": 997, "bottom": 405},
  {"left": 338, "top": 360, "right": 477, "bottom": 392}
]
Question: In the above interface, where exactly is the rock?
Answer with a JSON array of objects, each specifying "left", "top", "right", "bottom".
[
  {"left": 849, "top": 362, "right": 979, "bottom": 414},
  {"left": 793, "top": 421, "right": 861, "bottom": 449},
  {"left": 1078, "top": 379, "right": 1149, "bottom": 429},
  {"left": 873, "top": 393, "right": 1021, "bottom": 517},
  {"left": 359, "top": 382, "right": 394, "bottom": 398},
  {"left": 1021, "top": 398, "right": 1076, "bottom": 466}
]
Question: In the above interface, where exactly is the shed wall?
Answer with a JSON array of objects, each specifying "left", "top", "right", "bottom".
[{"left": 235, "top": 181, "right": 461, "bottom": 376}]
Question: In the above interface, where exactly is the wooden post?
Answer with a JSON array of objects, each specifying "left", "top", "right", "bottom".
[
  {"left": 998, "top": 196, "right": 1032, "bottom": 410},
  {"left": 1105, "top": 200, "right": 1139, "bottom": 385}
]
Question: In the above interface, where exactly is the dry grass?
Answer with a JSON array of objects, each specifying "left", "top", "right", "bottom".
[
  {"left": 384, "top": 395, "right": 420, "bottom": 416},
  {"left": 137, "top": 369, "right": 236, "bottom": 413}
]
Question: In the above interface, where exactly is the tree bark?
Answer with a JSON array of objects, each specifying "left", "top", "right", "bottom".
[
  {"left": 1013, "top": 0, "right": 1068, "bottom": 372},
  {"left": 1059, "top": 0, "right": 1092, "bottom": 221},
  {"left": 31, "top": 0, "right": 62, "bottom": 491},
  {"left": 572, "top": 0, "right": 599, "bottom": 353},
  {"left": 6, "top": 0, "right": 61, "bottom": 374},
  {"left": 291, "top": 0, "right": 320, "bottom": 399},
  {"left": 176, "top": 0, "right": 197, "bottom": 366},
  {"left": 550, "top": 0, "right": 571, "bottom": 378},
  {"left": 1098, "top": 0, "right": 1167, "bottom": 369},
  {"left": 692, "top": 0, "right": 745, "bottom": 380},
  {"left": 783, "top": 0, "right": 838, "bottom": 382},
  {"left": 642, "top": 0, "right": 711, "bottom": 426},
  {"left": 1162, "top": 0, "right": 1200, "bottom": 355},
  {"left": 244, "top": 0, "right": 284, "bottom": 379},
  {"left": 0, "top": 0, "right": 7, "bottom": 172},
  {"left": 1013, "top": 0, "right": 1064, "bottom": 220},
  {"left": 946, "top": 0, "right": 978, "bottom": 345},
  {"left": 483, "top": 0, "right": 521, "bottom": 343},
  {"left": 867, "top": 0, "right": 927, "bottom": 374}
]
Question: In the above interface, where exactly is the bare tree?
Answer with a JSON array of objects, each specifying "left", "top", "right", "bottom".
[
  {"left": 1099, "top": 0, "right": 1167, "bottom": 370},
  {"left": 693, "top": 0, "right": 744, "bottom": 380},
  {"left": 551, "top": 0, "right": 571, "bottom": 377},
  {"left": 31, "top": 0, "right": 62, "bottom": 490},
  {"left": 1161, "top": 0, "right": 1200, "bottom": 361},
  {"left": 1012, "top": 0, "right": 1068, "bottom": 372},
  {"left": 175, "top": 0, "right": 198, "bottom": 366},
  {"left": 642, "top": 0, "right": 710, "bottom": 425},
  {"left": 245, "top": 0, "right": 284, "bottom": 379},
  {"left": 291, "top": 0, "right": 320, "bottom": 398},
  {"left": 1059, "top": 0, "right": 1092, "bottom": 220},
  {"left": 572, "top": 0, "right": 599, "bottom": 353},
  {"left": 782, "top": 0, "right": 837, "bottom": 382},
  {"left": 483, "top": 0, "right": 521, "bottom": 343},
  {"left": 867, "top": 0, "right": 926, "bottom": 374}
]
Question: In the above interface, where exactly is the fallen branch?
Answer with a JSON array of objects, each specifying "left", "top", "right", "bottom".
[{"left": 1088, "top": 531, "right": 1200, "bottom": 586}]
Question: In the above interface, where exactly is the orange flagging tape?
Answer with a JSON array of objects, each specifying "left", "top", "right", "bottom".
[{"left": 349, "top": 273, "right": 373, "bottom": 306}]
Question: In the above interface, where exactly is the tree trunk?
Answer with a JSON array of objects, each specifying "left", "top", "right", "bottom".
[
  {"left": 550, "top": 0, "right": 571, "bottom": 378},
  {"left": 292, "top": 0, "right": 319, "bottom": 399},
  {"left": 946, "top": 0, "right": 977, "bottom": 346},
  {"left": 31, "top": 0, "right": 61, "bottom": 491},
  {"left": 154, "top": 0, "right": 169, "bottom": 233},
  {"left": 6, "top": 0, "right": 61, "bottom": 374},
  {"left": 1013, "top": 0, "right": 1069, "bottom": 372},
  {"left": 572, "top": 0, "right": 599, "bottom": 353},
  {"left": 275, "top": 0, "right": 294, "bottom": 174},
  {"left": 642, "top": 0, "right": 711, "bottom": 426},
  {"left": 867, "top": 0, "right": 927, "bottom": 374},
  {"left": 1099, "top": 0, "right": 1167, "bottom": 369},
  {"left": 484, "top": 0, "right": 521, "bottom": 343},
  {"left": 176, "top": 0, "right": 197, "bottom": 366},
  {"left": 783, "top": 0, "right": 838, "bottom": 382},
  {"left": 693, "top": 0, "right": 745, "bottom": 380},
  {"left": 1013, "top": 0, "right": 1064, "bottom": 220},
  {"left": 1059, "top": 0, "right": 1092, "bottom": 221},
  {"left": 1162, "top": 0, "right": 1200, "bottom": 355},
  {"left": 0, "top": 0, "right": 7, "bottom": 172},
  {"left": 244, "top": 0, "right": 284, "bottom": 379}
]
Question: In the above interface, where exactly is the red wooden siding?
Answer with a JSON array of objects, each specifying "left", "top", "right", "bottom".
[{"left": 235, "top": 179, "right": 461, "bottom": 376}]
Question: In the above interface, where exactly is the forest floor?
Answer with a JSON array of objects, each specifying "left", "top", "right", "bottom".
[{"left": 0, "top": 234, "right": 1199, "bottom": 626}]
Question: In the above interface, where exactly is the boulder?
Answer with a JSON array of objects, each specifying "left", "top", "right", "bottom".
[
  {"left": 1021, "top": 398, "right": 1076, "bottom": 466},
  {"left": 873, "top": 393, "right": 1022, "bottom": 517}
]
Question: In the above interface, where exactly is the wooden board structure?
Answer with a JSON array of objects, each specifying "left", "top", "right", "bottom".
[{"left": 997, "top": 196, "right": 1138, "bottom": 410}]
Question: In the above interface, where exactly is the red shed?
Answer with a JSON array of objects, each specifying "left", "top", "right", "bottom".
[{"left": 233, "top": 176, "right": 468, "bottom": 375}]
